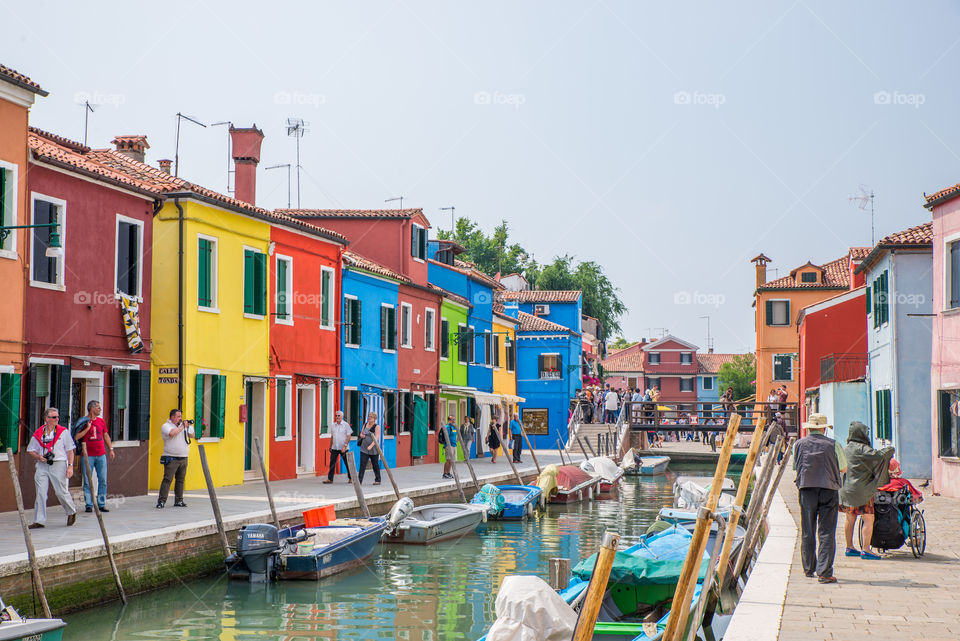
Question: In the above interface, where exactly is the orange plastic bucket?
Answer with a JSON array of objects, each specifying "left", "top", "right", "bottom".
[{"left": 303, "top": 504, "right": 336, "bottom": 528}]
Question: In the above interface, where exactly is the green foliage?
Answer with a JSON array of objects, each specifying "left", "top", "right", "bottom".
[
  {"left": 436, "top": 219, "right": 535, "bottom": 278},
  {"left": 717, "top": 353, "right": 756, "bottom": 401},
  {"left": 608, "top": 337, "right": 636, "bottom": 350}
]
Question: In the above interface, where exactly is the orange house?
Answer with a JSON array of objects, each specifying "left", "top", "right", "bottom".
[{"left": 751, "top": 248, "right": 869, "bottom": 406}]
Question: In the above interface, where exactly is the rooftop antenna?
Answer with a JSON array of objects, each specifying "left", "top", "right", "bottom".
[
  {"left": 440, "top": 206, "right": 456, "bottom": 234},
  {"left": 210, "top": 121, "right": 233, "bottom": 194},
  {"left": 385, "top": 196, "right": 404, "bottom": 210},
  {"left": 698, "top": 315, "right": 713, "bottom": 352},
  {"left": 286, "top": 118, "right": 308, "bottom": 208},
  {"left": 80, "top": 100, "right": 96, "bottom": 146},
  {"left": 266, "top": 163, "right": 292, "bottom": 209},
  {"left": 644, "top": 327, "right": 668, "bottom": 339},
  {"left": 174, "top": 112, "right": 206, "bottom": 177},
  {"left": 848, "top": 185, "right": 876, "bottom": 246}
]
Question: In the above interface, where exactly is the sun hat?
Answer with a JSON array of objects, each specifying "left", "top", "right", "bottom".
[{"left": 802, "top": 413, "right": 832, "bottom": 432}]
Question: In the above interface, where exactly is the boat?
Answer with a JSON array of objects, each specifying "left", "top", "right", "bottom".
[
  {"left": 470, "top": 484, "right": 543, "bottom": 520},
  {"left": 380, "top": 503, "right": 485, "bottom": 544},
  {"left": 673, "top": 475, "right": 736, "bottom": 509},
  {"left": 536, "top": 464, "right": 601, "bottom": 504},
  {"left": 654, "top": 507, "right": 747, "bottom": 578},
  {"left": 580, "top": 456, "right": 624, "bottom": 499},
  {"left": 225, "top": 499, "right": 410, "bottom": 581},
  {"left": 0, "top": 596, "right": 65, "bottom": 641},
  {"left": 621, "top": 448, "right": 671, "bottom": 476}
]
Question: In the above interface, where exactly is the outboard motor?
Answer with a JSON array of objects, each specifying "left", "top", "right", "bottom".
[
  {"left": 236, "top": 523, "right": 280, "bottom": 582},
  {"left": 385, "top": 497, "right": 415, "bottom": 533}
]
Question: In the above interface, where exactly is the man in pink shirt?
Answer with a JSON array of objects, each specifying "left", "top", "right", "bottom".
[{"left": 74, "top": 400, "right": 115, "bottom": 513}]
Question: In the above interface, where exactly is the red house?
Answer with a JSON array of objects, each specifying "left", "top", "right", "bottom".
[{"left": 18, "top": 128, "right": 161, "bottom": 506}]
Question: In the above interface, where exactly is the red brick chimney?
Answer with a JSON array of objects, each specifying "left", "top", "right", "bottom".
[
  {"left": 158, "top": 159, "right": 172, "bottom": 174},
  {"left": 112, "top": 135, "right": 150, "bottom": 163},
  {"left": 229, "top": 125, "right": 264, "bottom": 206}
]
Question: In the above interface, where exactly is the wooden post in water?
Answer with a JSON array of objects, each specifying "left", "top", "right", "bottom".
[
  {"left": 253, "top": 438, "right": 280, "bottom": 530},
  {"left": 6, "top": 449, "right": 51, "bottom": 618},
  {"left": 370, "top": 439, "right": 402, "bottom": 501},
  {"left": 197, "top": 443, "right": 230, "bottom": 557},
  {"left": 582, "top": 435, "right": 597, "bottom": 458},
  {"left": 517, "top": 423, "right": 541, "bottom": 474},
  {"left": 459, "top": 445, "right": 482, "bottom": 492},
  {"left": 556, "top": 438, "right": 569, "bottom": 466},
  {"left": 343, "top": 448, "right": 370, "bottom": 517},
  {"left": 577, "top": 436, "right": 591, "bottom": 462},
  {"left": 663, "top": 414, "right": 741, "bottom": 641},
  {"left": 502, "top": 438, "right": 525, "bottom": 485},
  {"left": 549, "top": 557, "right": 571, "bottom": 590},
  {"left": 81, "top": 444, "right": 127, "bottom": 604},
  {"left": 443, "top": 441, "right": 467, "bottom": 502},
  {"left": 732, "top": 433, "right": 784, "bottom": 579},
  {"left": 572, "top": 531, "right": 620, "bottom": 641}
]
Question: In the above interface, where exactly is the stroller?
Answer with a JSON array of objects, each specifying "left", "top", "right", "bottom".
[{"left": 858, "top": 483, "right": 926, "bottom": 558}]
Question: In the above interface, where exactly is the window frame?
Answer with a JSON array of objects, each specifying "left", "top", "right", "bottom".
[
  {"left": 319, "top": 265, "right": 335, "bottom": 330},
  {"left": 457, "top": 323, "right": 468, "bottom": 364},
  {"left": 766, "top": 299, "right": 791, "bottom": 327},
  {"left": 0, "top": 161, "right": 19, "bottom": 260},
  {"left": 344, "top": 294, "right": 361, "bottom": 347},
  {"left": 275, "top": 254, "right": 294, "bottom": 326},
  {"left": 381, "top": 303, "right": 397, "bottom": 353},
  {"left": 424, "top": 308, "right": 436, "bottom": 352},
  {"left": 242, "top": 245, "right": 267, "bottom": 319},
  {"left": 275, "top": 376, "right": 293, "bottom": 441},
  {"left": 29, "top": 192, "right": 66, "bottom": 291},
  {"left": 937, "top": 389, "right": 960, "bottom": 458},
  {"left": 702, "top": 376, "right": 714, "bottom": 391},
  {"left": 800, "top": 271, "right": 818, "bottom": 283},
  {"left": 772, "top": 353, "right": 793, "bottom": 381},
  {"left": 400, "top": 302, "right": 413, "bottom": 349},
  {"left": 539, "top": 352, "right": 562, "bottom": 380},
  {"left": 944, "top": 233, "right": 960, "bottom": 312},
  {"left": 680, "top": 352, "right": 692, "bottom": 365},
  {"left": 505, "top": 339, "right": 515, "bottom": 373},
  {"left": 410, "top": 223, "right": 427, "bottom": 261},
  {"left": 114, "top": 214, "right": 144, "bottom": 301},
  {"left": 439, "top": 317, "right": 449, "bottom": 360},
  {"left": 493, "top": 333, "right": 501, "bottom": 368},
  {"left": 468, "top": 325, "right": 476, "bottom": 364},
  {"left": 195, "top": 369, "right": 225, "bottom": 441},
  {"left": 679, "top": 377, "right": 695, "bottom": 392},
  {"left": 318, "top": 380, "right": 334, "bottom": 436},
  {"left": 648, "top": 352, "right": 660, "bottom": 365},
  {"left": 197, "top": 233, "right": 219, "bottom": 313}
]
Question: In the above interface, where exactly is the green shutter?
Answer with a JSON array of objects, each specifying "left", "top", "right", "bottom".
[
  {"left": 321, "top": 270, "right": 330, "bottom": 326},
  {"left": 411, "top": 225, "right": 418, "bottom": 258},
  {"left": 195, "top": 374, "right": 205, "bottom": 436},
  {"left": 255, "top": 252, "right": 267, "bottom": 316},
  {"left": 343, "top": 298, "right": 352, "bottom": 344},
  {"left": 865, "top": 285, "right": 871, "bottom": 315},
  {"left": 353, "top": 299, "right": 361, "bottom": 344},
  {"left": 276, "top": 379, "right": 287, "bottom": 437},
  {"left": 765, "top": 300, "right": 773, "bottom": 326},
  {"left": 0, "top": 168, "right": 6, "bottom": 230},
  {"left": 52, "top": 365, "right": 71, "bottom": 425},
  {"left": 209, "top": 375, "right": 226, "bottom": 438},
  {"left": 243, "top": 250, "right": 255, "bottom": 314},
  {"left": 276, "top": 258, "right": 288, "bottom": 319},
  {"left": 320, "top": 382, "right": 330, "bottom": 433},
  {"left": 381, "top": 306, "right": 388, "bottom": 349},
  {"left": 440, "top": 320, "right": 449, "bottom": 358},
  {"left": 0, "top": 373, "right": 21, "bottom": 454},
  {"left": 132, "top": 370, "right": 151, "bottom": 440},
  {"left": 388, "top": 308, "right": 397, "bottom": 350},
  {"left": 198, "top": 239, "right": 211, "bottom": 307},
  {"left": 882, "top": 272, "right": 890, "bottom": 324},
  {"left": 115, "top": 369, "right": 128, "bottom": 409}
]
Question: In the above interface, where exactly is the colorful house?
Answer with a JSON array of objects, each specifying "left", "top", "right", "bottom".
[
  {"left": 436, "top": 288, "right": 471, "bottom": 460},
  {"left": 854, "top": 222, "right": 933, "bottom": 478},
  {"left": 751, "top": 249, "right": 869, "bottom": 405},
  {"left": 599, "top": 341, "right": 647, "bottom": 392},
  {"left": 696, "top": 352, "right": 742, "bottom": 406},
  {"left": 924, "top": 183, "right": 960, "bottom": 496}
]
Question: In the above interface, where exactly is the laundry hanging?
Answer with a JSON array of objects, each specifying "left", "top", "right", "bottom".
[{"left": 119, "top": 294, "right": 144, "bottom": 353}]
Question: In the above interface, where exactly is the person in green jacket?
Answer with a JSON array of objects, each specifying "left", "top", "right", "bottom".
[{"left": 840, "top": 421, "right": 895, "bottom": 560}]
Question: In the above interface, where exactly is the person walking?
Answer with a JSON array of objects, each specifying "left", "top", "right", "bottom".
[
  {"left": 158, "top": 409, "right": 191, "bottom": 508},
  {"left": 603, "top": 387, "right": 619, "bottom": 424},
  {"left": 356, "top": 412, "right": 381, "bottom": 485},
  {"left": 792, "top": 413, "right": 847, "bottom": 583},
  {"left": 74, "top": 400, "right": 115, "bottom": 513},
  {"left": 27, "top": 407, "right": 77, "bottom": 528},
  {"left": 440, "top": 415, "right": 459, "bottom": 478},
  {"left": 840, "top": 421, "right": 895, "bottom": 560},
  {"left": 487, "top": 418, "right": 503, "bottom": 464},
  {"left": 460, "top": 416, "right": 476, "bottom": 459},
  {"left": 509, "top": 413, "right": 524, "bottom": 463},
  {"left": 323, "top": 410, "right": 353, "bottom": 484}
]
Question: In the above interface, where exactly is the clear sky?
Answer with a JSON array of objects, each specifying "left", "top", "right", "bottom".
[{"left": 5, "top": 1, "right": 959, "bottom": 352}]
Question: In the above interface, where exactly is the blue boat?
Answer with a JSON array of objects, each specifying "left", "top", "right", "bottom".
[
  {"left": 470, "top": 484, "right": 543, "bottom": 520},
  {"left": 620, "top": 449, "right": 670, "bottom": 476},
  {"left": 0, "top": 596, "right": 65, "bottom": 641}
]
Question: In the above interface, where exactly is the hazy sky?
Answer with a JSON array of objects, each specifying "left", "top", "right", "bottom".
[{"left": 5, "top": 1, "right": 959, "bottom": 352}]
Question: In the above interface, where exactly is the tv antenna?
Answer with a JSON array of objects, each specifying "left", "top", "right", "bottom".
[
  {"left": 286, "top": 118, "right": 308, "bottom": 207},
  {"left": 440, "top": 206, "right": 456, "bottom": 233},
  {"left": 644, "top": 327, "right": 668, "bottom": 339},
  {"left": 385, "top": 196, "right": 404, "bottom": 210},
  {"left": 174, "top": 112, "right": 207, "bottom": 177},
  {"left": 698, "top": 315, "right": 713, "bottom": 352},
  {"left": 266, "top": 164, "right": 292, "bottom": 209},
  {"left": 80, "top": 100, "right": 96, "bottom": 146},
  {"left": 210, "top": 121, "right": 233, "bottom": 194},
  {"left": 848, "top": 185, "right": 876, "bottom": 246}
]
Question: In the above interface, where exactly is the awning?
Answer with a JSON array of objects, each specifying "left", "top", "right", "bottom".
[
  {"left": 440, "top": 384, "right": 477, "bottom": 395},
  {"left": 500, "top": 394, "right": 526, "bottom": 404},
  {"left": 471, "top": 391, "right": 502, "bottom": 405}
]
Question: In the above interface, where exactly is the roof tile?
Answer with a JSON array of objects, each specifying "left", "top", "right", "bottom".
[
  {"left": 342, "top": 251, "right": 409, "bottom": 282},
  {"left": 516, "top": 311, "right": 577, "bottom": 334},
  {"left": 496, "top": 290, "right": 581, "bottom": 303},
  {"left": 759, "top": 248, "right": 870, "bottom": 290},
  {"left": 0, "top": 63, "right": 47, "bottom": 96},
  {"left": 279, "top": 208, "right": 422, "bottom": 220}
]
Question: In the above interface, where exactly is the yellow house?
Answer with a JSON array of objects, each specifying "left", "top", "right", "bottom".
[{"left": 491, "top": 307, "right": 521, "bottom": 458}]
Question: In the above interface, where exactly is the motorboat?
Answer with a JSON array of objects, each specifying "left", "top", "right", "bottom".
[
  {"left": 581, "top": 456, "right": 624, "bottom": 499},
  {"left": 537, "top": 464, "right": 601, "bottom": 504},
  {"left": 470, "top": 484, "right": 543, "bottom": 520},
  {"left": 381, "top": 502, "right": 485, "bottom": 544},
  {"left": 0, "top": 595, "right": 65, "bottom": 641}
]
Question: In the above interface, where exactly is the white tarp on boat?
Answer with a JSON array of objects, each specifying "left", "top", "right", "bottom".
[
  {"left": 581, "top": 456, "right": 622, "bottom": 483},
  {"left": 675, "top": 479, "right": 735, "bottom": 510},
  {"left": 485, "top": 575, "right": 577, "bottom": 641}
]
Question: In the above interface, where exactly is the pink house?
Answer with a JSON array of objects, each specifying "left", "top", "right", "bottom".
[{"left": 925, "top": 182, "right": 960, "bottom": 497}]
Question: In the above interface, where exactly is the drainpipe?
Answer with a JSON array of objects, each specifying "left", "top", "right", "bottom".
[
  {"left": 889, "top": 252, "right": 900, "bottom": 453},
  {"left": 174, "top": 197, "right": 185, "bottom": 410}
]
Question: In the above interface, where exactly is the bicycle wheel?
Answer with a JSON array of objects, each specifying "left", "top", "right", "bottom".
[{"left": 910, "top": 509, "right": 926, "bottom": 558}]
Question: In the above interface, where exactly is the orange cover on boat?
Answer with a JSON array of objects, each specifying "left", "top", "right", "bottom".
[{"left": 557, "top": 466, "right": 594, "bottom": 491}]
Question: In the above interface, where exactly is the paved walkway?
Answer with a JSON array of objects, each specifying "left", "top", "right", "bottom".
[
  {"left": 777, "top": 472, "right": 960, "bottom": 641},
  {"left": 0, "top": 451, "right": 563, "bottom": 562}
]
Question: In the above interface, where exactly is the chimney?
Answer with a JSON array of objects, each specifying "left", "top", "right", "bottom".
[
  {"left": 708, "top": 347, "right": 714, "bottom": 354},
  {"left": 229, "top": 125, "right": 264, "bottom": 206},
  {"left": 158, "top": 159, "right": 172, "bottom": 175},
  {"left": 111, "top": 135, "right": 150, "bottom": 163},
  {"left": 751, "top": 253, "right": 771, "bottom": 289}
]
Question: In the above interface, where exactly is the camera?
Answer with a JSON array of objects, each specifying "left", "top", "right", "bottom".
[{"left": 43, "top": 451, "right": 55, "bottom": 466}]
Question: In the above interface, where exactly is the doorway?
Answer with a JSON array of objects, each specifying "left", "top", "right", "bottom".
[
  {"left": 244, "top": 380, "right": 267, "bottom": 478},
  {"left": 297, "top": 385, "right": 316, "bottom": 474}
]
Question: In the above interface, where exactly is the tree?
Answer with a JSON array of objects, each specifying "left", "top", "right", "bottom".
[
  {"left": 436, "top": 219, "right": 535, "bottom": 277},
  {"left": 608, "top": 337, "right": 636, "bottom": 350},
  {"left": 717, "top": 353, "right": 756, "bottom": 401}
]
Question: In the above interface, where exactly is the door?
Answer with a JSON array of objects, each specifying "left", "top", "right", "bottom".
[
  {"left": 244, "top": 381, "right": 254, "bottom": 471},
  {"left": 297, "top": 386, "right": 316, "bottom": 473}
]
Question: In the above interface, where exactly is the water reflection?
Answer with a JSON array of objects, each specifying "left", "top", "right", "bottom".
[{"left": 64, "top": 467, "right": 724, "bottom": 640}]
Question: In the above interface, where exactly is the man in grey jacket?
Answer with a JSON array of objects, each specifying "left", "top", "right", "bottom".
[{"left": 792, "top": 413, "right": 847, "bottom": 583}]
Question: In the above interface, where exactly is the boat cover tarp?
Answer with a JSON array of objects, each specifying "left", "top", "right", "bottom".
[
  {"left": 581, "top": 456, "right": 621, "bottom": 482},
  {"left": 473, "top": 484, "right": 506, "bottom": 515},
  {"left": 536, "top": 465, "right": 559, "bottom": 499},
  {"left": 485, "top": 575, "right": 577, "bottom": 641},
  {"left": 572, "top": 527, "right": 710, "bottom": 586},
  {"left": 676, "top": 480, "right": 734, "bottom": 510},
  {"left": 557, "top": 465, "right": 594, "bottom": 491},
  {"left": 620, "top": 448, "right": 639, "bottom": 472}
]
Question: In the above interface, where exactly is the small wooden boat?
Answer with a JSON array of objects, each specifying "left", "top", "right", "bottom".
[
  {"left": 581, "top": 456, "right": 623, "bottom": 499},
  {"left": 0, "top": 596, "right": 65, "bottom": 641},
  {"left": 655, "top": 507, "right": 747, "bottom": 575},
  {"left": 536, "top": 464, "right": 601, "bottom": 504},
  {"left": 621, "top": 451, "right": 671, "bottom": 476},
  {"left": 470, "top": 484, "right": 543, "bottom": 520},
  {"left": 381, "top": 503, "right": 485, "bottom": 544}
]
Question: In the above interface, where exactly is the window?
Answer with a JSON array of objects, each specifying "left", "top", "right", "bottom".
[
  {"left": 381, "top": 305, "right": 397, "bottom": 351},
  {"left": 938, "top": 389, "right": 960, "bottom": 457},
  {"left": 773, "top": 354, "right": 793, "bottom": 381},
  {"left": 275, "top": 255, "right": 293, "bottom": 324},
  {"left": 948, "top": 240, "right": 960, "bottom": 310},
  {"left": 243, "top": 248, "right": 267, "bottom": 316},
  {"left": 344, "top": 296, "right": 361, "bottom": 346},
  {"left": 680, "top": 378, "right": 695, "bottom": 392},
  {"left": 680, "top": 352, "right": 692, "bottom": 365},
  {"left": 765, "top": 300, "right": 790, "bottom": 326},
  {"left": 539, "top": 353, "right": 562, "bottom": 379},
  {"left": 31, "top": 196, "right": 64, "bottom": 287},
  {"left": 400, "top": 303, "right": 412, "bottom": 348},
  {"left": 439, "top": 318, "right": 449, "bottom": 359},
  {"left": 702, "top": 376, "right": 714, "bottom": 391},
  {"left": 648, "top": 352, "right": 660, "bottom": 365},
  {"left": 424, "top": 308, "right": 435, "bottom": 351},
  {"left": 410, "top": 224, "right": 428, "bottom": 260},
  {"left": 115, "top": 217, "right": 143, "bottom": 298},
  {"left": 319, "top": 381, "right": 333, "bottom": 435},
  {"left": 872, "top": 270, "right": 889, "bottom": 328},
  {"left": 275, "top": 378, "right": 291, "bottom": 439},
  {"left": 384, "top": 391, "right": 397, "bottom": 436},
  {"left": 646, "top": 376, "right": 660, "bottom": 390},
  {"left": 0, "top": 372, "right": 22, "bottom": 453},
  {"left": 197, "top": 235, "right": 218, "bottom": 310},
  {"left": 493, "top": 334, "right": 501, "bottom": 368},
  {"left": 195, "top": 373, "right": 226, "bottom": 438},
  {"left": 874, "top": 389, "right": 892, "bottom": 441},
  {"left": 800, "top": 272, "right": 818, "bottom": 283},
  {"left": 320, "top": 266, "right": 335, "bottom": 329},
  {"left": 344, "top": 389, "right": 362, "bottom": 436},
  {"left": 484, "top": 331, "right": 492, "bottom": 366},
  {"left": 27, "top": 364, "right": 70, "bottom": 433},
  {"left": 0, "top": 164, "right": 16, "bottom": 255},
  {"left": 457, "top": 323, "right": 467, "bottom": 363},
  {"left": 505, "top": 340, "right": 515, "bottom": 372},
  {"left": 468, "top": 326, "right": 476, "bottom": 363}
]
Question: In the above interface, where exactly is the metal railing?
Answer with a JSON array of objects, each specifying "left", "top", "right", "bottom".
[{"left": 820, "top": 352, "right": 868, "bottom": 384}]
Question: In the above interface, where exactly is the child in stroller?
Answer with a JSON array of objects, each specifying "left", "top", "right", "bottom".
[{"left": 860, "top": 459, "right": 926, "bottom": 558}]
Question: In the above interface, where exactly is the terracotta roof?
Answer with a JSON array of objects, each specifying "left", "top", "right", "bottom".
[
  {"left": 697, "top": 353, "right": 745, "bottom": 374},
  {"left": 496, "top": 290, "right": 581, "bottom": 303},
  {"left": 88, "top": 147, "right": 346, "bottom": 243},
  {"left": 492, "top": 302, "right": 517, "bottom": 322},
  {"left": 516, "top": 311, "right": 577, "bottom": 334},
  {"left": 758, "top": 249, "right": 870, "bottom": 290},
  {"left": 856, "top": 222, "right": 933, "bottom": 273},
  {"left": 600, "top": 351, "right": 645, "bottom": 373},
  {"left": 0, "top": 63, "right": 48, "bottom": 96},
  {"left": 342, "top": 251, "right": 409, "bottom": 282},
  {"left": 428, "top": 258, "right": 502, "bottom": 289},
  {"left": 924, "top": 182, "right": 960, "bottom": 207},
  {"left": 279, "top": 208, "right": 423, "bottom": 220},
  {"left": 430, "top": 283, "right": 470, "bottom": 308}
]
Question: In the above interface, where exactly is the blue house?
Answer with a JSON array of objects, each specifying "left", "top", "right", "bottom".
[
  {"left": 340, "top": 251, "right": 404, "bottom": 468},
  {"left": 696, "top": 353, "right": 740, "bottom": 411},
  {"left": 855, "top": 222, "right": 933, "bottom": 478}
]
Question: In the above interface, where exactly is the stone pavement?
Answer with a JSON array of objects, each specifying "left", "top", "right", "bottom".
[
  {"left": 777, "top": 471, "right": 960, "bottom": 641},
  {"left": 0, "top": 451, "right": 563, "bottom": 562}
]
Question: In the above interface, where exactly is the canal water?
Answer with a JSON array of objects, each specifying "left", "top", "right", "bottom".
[{"left": 64, "top": 465, "right": 734, "bottom": 640}]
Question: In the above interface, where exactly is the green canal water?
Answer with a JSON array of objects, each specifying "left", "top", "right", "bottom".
[{"left": 64, "top": 466, "right": 736, "bottom": 640}]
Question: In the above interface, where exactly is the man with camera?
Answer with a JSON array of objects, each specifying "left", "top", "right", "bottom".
[
  {"left": 157, "top": 409, "right": 191, "bottom": 508},
  {"left": 27, "top": 407, "right": 78, "bottom": 528},
  {"left": 74, "top": 400, "right": 115, "bottom": 513}
]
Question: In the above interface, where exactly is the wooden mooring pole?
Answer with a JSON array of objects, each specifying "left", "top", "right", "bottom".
[
  {"left": 197, "top": 443, "right": 230, "bottom": 557},
  {"left": 549, "top": 557, "right": 571, "bottom": 590},
  {"left": 370, "top": 439, "right": 402, "bottom": 501},
  {"left": 572, "top": 531, "right": 620, "bottom": 641},
  {"left": 81, "top": 443, "right": 127, "bottom": 604},
  {"left": 443, "top": 441, "right": 467, "bottom": 502},
  {"left": 343, "top": 448, "right": 370, "bottom": 517},
  {"left": 517, "top": 423, "right": 541, "bottom": 474},
  {"left": 6, "top": 449, "right": 51, "bottom": 618},
  {"left": 732, "top": 433, "right": 785, "bottom": 579},
  {"left": 253, "top": 438, "right": 280, "bottom": 530}
]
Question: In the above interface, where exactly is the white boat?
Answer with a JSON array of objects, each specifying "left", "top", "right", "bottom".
[
  {"left": 580, "top": 456, "right": 623, "bottom": 498},
  {"left": 621, "top": 448, "right": 671, "bottom": 476},
  {"left": 673, "top": 476, "right": 736, "bottom": 509},
  {"left": 381, "top": 503, "right": 486, "bottom": 544}
]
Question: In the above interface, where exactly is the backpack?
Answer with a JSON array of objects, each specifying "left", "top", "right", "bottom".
[
  {"left": 870, "top": 492, "right": 906, "bottom": 550},
  {"left": 71, "top": 417, "right": 91, "bottom": 455}
]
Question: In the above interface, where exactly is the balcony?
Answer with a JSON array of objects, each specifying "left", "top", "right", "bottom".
[{"left": 820, "top": 353, "right": 867, "bottom": 384}]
